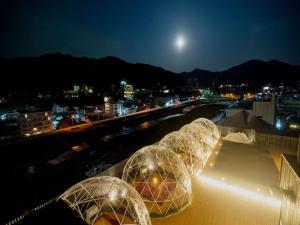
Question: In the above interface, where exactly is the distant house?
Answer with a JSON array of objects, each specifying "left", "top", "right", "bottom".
[{"left": 19, "top": 110, "right": 53, "bottom": 136}]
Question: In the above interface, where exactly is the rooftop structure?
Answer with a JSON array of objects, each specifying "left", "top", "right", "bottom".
[
  {"left": 152, "top": 140, "right": 282, "bottom": 225},
  {"left": 13, "top": 117, "right": 298, "bottom": 225}
]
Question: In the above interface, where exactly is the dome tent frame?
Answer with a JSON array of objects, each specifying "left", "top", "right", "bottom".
[
  {"left": 192, "top": 118, "right": 220, "bottom": 142},
  {"left": 159, "top": 130, "right": 204, "bottom": 175},
  {"left": 60, "top": 176, "right": 151, "bottom": 225},
  {"left": 122, "top": 145, "right": 192, "bottom": 218}
]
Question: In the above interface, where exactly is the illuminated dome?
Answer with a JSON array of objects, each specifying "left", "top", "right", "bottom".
[
  {"left": 192, "top": 118, "right": 220, "bottom": 143},
  {"left": 159, "top": 131, "right": 204, "bottom": 175},
  {"left": 188, "top": 122, "right": 215, "bottom": 149},
  {"left": 122, "top": 145, "right": 192, "bottom": 217},
  {"left": 180, "top": 123, "right": 204, "bottom": 145},
  {"left": 180, "top": 123, "right": 211, "bottom": 163},
  {"left": 60, "top": 176, "right": 151, "bottom": 225}
]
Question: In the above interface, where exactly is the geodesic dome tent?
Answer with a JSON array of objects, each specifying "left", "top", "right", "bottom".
[
  {"left": 180, "top": 123, "right": 212, "bottom": 163},
  {"left": 159, "top": 130, "right": 204, "bottom": 175},
  {"left": 122, "top": 145, "right": 191, "bottom": 217},
  {"left": 180, "top": 123, "right": 204, "bottom": 146},
  {"left": 191, "top": 122, "right": 216, "bottom": 148},
  {"left": 185, "top": 122, "right": 214, "bottom": 147},
  {"left": 60, "top": 176, "right": 151, "bottom": 225},
  {"left": 192, "top": 118, "right": 220, "bottom": 144}
]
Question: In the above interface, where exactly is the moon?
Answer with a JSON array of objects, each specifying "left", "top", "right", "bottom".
[{"left": 175, "top": 35, "right": 185, "bottom": 50}]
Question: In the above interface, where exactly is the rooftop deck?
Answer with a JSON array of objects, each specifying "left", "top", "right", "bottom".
[
  {"left": 15, "top": 138, "right": 284, "bottom": 225},
  {"left": 152, "top": 140, "right": 281, "bottom": 225}
]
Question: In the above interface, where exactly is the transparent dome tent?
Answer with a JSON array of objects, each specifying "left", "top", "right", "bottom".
[
  {"left": 60, "top": 176, "right": 151, "bottom": 225},
  {"left": 122, "top": 145, "right": 192, "bottom": 217},
  {"left": 180, "top": 123, "right": 212, "bottom": 163},
  {"left": 192, "top": 118, "right": 220, "bottom": 145},
  {"left": 159, "top": 131, "right": 204, "bottom": 175}
]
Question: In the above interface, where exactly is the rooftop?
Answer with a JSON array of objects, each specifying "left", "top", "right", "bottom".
[
  {"left": 19, "top": 138, "right": 284, "bottom": 225},
  {"left": 152, "top": 140, "right": 281, "bottom": 225},
  {"left": 15, "top": 111, "right": 297, "bottom": 225}
]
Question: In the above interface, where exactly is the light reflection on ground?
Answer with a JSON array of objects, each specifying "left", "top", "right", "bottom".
[{"left": 197, "top": 174, "right": 281, "bottom": 208}]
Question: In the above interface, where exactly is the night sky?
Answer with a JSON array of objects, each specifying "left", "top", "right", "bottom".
[{"left": 1, "top": 0, "right": 300, "bottom": 72}]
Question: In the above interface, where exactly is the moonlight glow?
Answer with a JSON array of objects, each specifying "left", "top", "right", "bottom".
[{"left": 175, "top": 36, "right": 185, "bottom": 50}]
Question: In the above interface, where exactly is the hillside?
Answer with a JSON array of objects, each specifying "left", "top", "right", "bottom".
[
  {"left": 180, "top": 59, "right": 300, "bottom": 86},
  {"left": 0, "top": 54, "right": 299, "bottom": 95}
]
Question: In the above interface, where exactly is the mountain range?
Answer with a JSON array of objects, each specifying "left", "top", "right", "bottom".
[{"left": 0, "top": 54, "right": 299, "bottom": 95}]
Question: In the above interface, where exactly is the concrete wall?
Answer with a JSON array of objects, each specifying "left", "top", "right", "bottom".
[
  {"left": 253, "top": 97, "right": 275, "bottom": 125},
  {"left": 225, "top": 109, "right": 253, "bottom": 118}
]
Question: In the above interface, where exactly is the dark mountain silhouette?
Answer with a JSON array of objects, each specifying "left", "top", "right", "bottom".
[
  {"left": 0, "top": 54, "right": 299, "bottom": 95},
  {"left": 0, "top": 53, "right": 177, "bottom": 95},
  {"left": 179, "top": 68, "right": 217, "bottom": 86},
  {"left": 180, "top": 59, "right": 300, "bottom": 86}
]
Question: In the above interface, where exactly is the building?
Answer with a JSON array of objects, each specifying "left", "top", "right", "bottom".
[
  {"left": 104, "top": 97, "right": 124, "bottom": 116},
  {"left": 0, "top": 110, "right": 19, "bottom": 122},
  {"left": 226, "top": 96, "right": 276, "bottom": 126},
  {"left": 73, "top": 84, "right": 80, "bottom": 93},
  {"left": 64, "top": 84, "right": 94, "bottom": 98},
  {"left": 52, "top": 104, "right": 69, "bottom": 114},
  {"left": 104, "top": 97, "right": 113, "bottom": 115},
  {"left": 277, "top": 97, "right": 300, "bottom": 116},
  {"left": 153, "top": 97, "right": 170, "bottom": 107},
  {"left": 19, "top": 110, "right": 53, "bottom": 136},
  {"left": 112, "top": 102, "right": 124, "bottom": 116},
  {"left": 253, "top": 95, "right": 276, "bottom": 125},
  {"left": 124, "top": 84, "right": 134, "bottom": 99}
]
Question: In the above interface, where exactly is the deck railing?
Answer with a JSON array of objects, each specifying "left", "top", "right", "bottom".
[
  {"left": 256, "top": 133, "right": 298, "bottom": 154},
  {"left": 279, "top": 155, "right": 300, "bottom": 225}
]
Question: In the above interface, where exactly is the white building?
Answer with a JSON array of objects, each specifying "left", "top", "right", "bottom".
[{"left": 253, "top": 95, "right": 276, "bottom": 125}]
